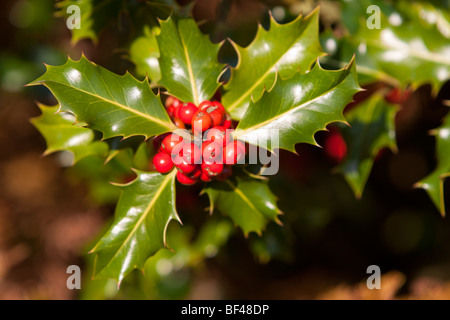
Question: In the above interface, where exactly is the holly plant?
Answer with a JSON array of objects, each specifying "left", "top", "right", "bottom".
[
  {"left": 30, "top": 6, "right": 360, "bottom": 284},
  {"left": 30, "top": 0, "right": 450, "bottom": 288}
]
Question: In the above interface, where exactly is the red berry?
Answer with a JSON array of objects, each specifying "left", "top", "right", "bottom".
[
  {"left": 212, "top": 101, "right": 225, "bottom": 112},
  {"left": 178, "top": 102, "right": 198, "bottom": 125},
  {"left": 181, "top": 142, "right": 202, "bottom": 164},
  {"left": 164, "top": 96, "right": 179, "bottom": 108},
  {"left": 191, "top": 110, "right": 212, "bottom": 132},
  {"left": 205, "top": 105, "right": 225, "bottom": 126},
  {"left": 205, "top": 126, "right": 231, "bottom": 146},
  {"left": 202, "top": 140, "right": 223, "bottom": 162},
  {"left": 173, "top": 117, "right": 186, "bottom": 129},
  {"left": 153, "top": 152, "right": 174, "bottom": 173},
  {"left": 385, "top": 88, "right": 411, "bottom": 104},
  {"left": 198, "top": 100, "right": 213, "bottom": 111},
  {"left": 165, "top": 96, "right": 182, "bottom": 118},
  {"left": 222, "top": 113, "right": 232, "bottom": 129},
  {"left": 217, "top": 165, "right": 232, "bottom": 181},
  {"left": 200, "top": 172, "right": 212, "bottom": 182},
  {"left": 173, "top": 154, "right": 197, "bottom": 174},
  {"left": 224, "top": 141, "right": 246, "bottom": 165},
  {"left": 177, "top": 171, "right": 198, "bottom": 186},
  {"left": 324, "top": 131, "right": 347, "bottom": 163},
  {"left": 167, "top": 105, "right": 175, "bottom": 118},
  {"left": 161, "top": 134, "right": 184, "bottom": 156},
  {"left": 173, "top": 100, "right": 182, "bottom": 118},
  {"left": 202, "top": 160, "right": 224, "bottom": 177}
]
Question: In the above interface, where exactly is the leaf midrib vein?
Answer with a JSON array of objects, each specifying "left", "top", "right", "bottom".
[
  {"left": 180, "top": 31, "right": 199, "bottom": 105},
  {"left": 234, "top": 76, "right": 350, "bottom": 138},
  {"left": 227, "top": 23, "right": 314, "bottom": 113},
  {"left": 95, "top": 170, "right": 176, "bottom": 273},
  {"left": 43, "top": 80, "right": 174, "bottom": 131},
  {"left": 225, "top": 180, "right": 262, "bottom": 218}
]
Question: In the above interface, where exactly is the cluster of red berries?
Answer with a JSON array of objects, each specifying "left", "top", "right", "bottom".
[{"left": 152, "top": 97, "right": 246, "bottom": 185}]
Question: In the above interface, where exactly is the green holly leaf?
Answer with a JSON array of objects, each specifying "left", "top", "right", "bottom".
[
  {"left": 233, "top": 59, "right": 361, "bottom": 153},
  {"left": 416, "top": 111, "right": 450, "bottom": 217},
  {"left": 156, "top": 17, "right": 225, "bottom": 105},
  {"left": 31, "top": 103, "right": 108, "bottom": 164},
  {"left": 91, "top": 170, "right": 180, "bottom": 283},
  {"left": 202, "top": 176, "right": 282, "bottom": 236},
  {"left": 338, "top": 93, "right": 397, "bottom": 198},
  {"left": 342, "top": 10, "right": 450, "bottom": 91},
  {"left": 28, "top": 56, "right": 176, "bottom": 140},
  {"left": 129, "top": 25, "right": 161, "bottom": 83},
  {"left": 222, "top": 9, "right": 324, "bottom": 120}
]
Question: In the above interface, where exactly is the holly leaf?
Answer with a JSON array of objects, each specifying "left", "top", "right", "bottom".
[
  {"left": 90, "top": 170, "right": 180, "bottom": 283},
  {"left": 129, "top": 25, "right": 161, "bottom": 83},
  {"left": 416, "top": 111, "right": 450, "bottom": 217},
  {"left": 28, "top": 56, "right": 176, "bottom": 140},
  {"left": 233, "top": 59, "right": 361, "bottom": 153},
  {"left": 222, "top": 8, "right": 324, "bottom": 120},
  {"left": 342, "top": 11, "right": 450, "bottom": 91},
  {"left": 156, "top": 17, "right": 225, "bottom": 105},
  {"left": 202, "top": 176, "right": 282, "bottom": 236},
  {"left": 31, "top": 103, "right": 108, "bottom": 164},
  {"left": 337, "top": 93, "right": 397, "bottom": 198}
]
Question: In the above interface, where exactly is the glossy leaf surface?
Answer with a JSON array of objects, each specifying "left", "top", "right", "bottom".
[
  {"left": 341, "top": 7, "right": 450, "bottom": 90},
  {"left": 338, "top": 93, "right": 397, "bottom": 197},
  {"left": 29, "top": 56, "right": 176, "bottom": 140},
  {"left": 417, "top": 112, "right": 450, "bottom": 216},
  {"left": 223, "top": 9, "right": 323, "bottom": 120},
  {"left": 31, "top": 104, "right": 108, "bottom": 164},
  {"left": 91, "top": 170, "right": 179, "bottom": 283},
  {"left": 233, "top": 60, "right": 360, "bottom": 153},
  {"left": 156, "top": 17, "right": 224, "bottom": 105},
  {"left": 203, "top": 176, "right": 282, "bottom": 236},
  {"left": 130, "top": 25, "right": 161, "bottom": 83}
]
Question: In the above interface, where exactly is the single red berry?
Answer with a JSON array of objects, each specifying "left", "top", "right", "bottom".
[
  {"left": 153, "top": 152, "right": 174, "bottom": 173},
  {"left": 222, "top": 113, "right": 232, "bottom": 129},
  {"left": 200, "top": 172, "right": 212, "bottom": 182},
  {"left": 165, "top": 96, "right": 182, "bottom": 118},
  {"left": 202, "top": 140, "right": 223, "bottom": 162},
  {"left": 167, "top": 105, "right": 175, "bottom": 118},
  {"left": 191, "top": 110, "right": 212, "bottom": 132},
  {"left": 224, "top": 140, "right": 246, "bottom": 165},
  {"left": 161, "top": 134, "right": 184, "bottom": 156},
  {"left": 324, "top": 131, "right": 347, "bottom": 163},
  {"left": 173, "top": 117, "right": 186, "bottom": 129},
  {"left": 177, "top": 171, "right": 198, "bottom": 186},
  {"left": 165, "top": 96, "right": 179, "bottom": 108},
  {"left": 198, "top": 100, "right": 213, "bottom": 111},
  {"left": 202, "top": 160, "right": 224, "bottom": 177},
  {"left": 205, "top": 126, "right": 231, "bottom": 146},
  {"left": 173, "top": 154, "right": 197, "bottom": 174},
  {"left": 217, "top": 165, "right": 232, "bottom": 181},
  {"left": 178, "top": 102, "right": 198, "bottom": 125},
  {"left": 173, "top": 100, "right": 182, "bottom": 118},
  {"left": 205, "top": 105, "right": 225, "bottom": 126},
  {"left": 385, "top": 88, "right": 411, "bottom": 104},
  {"left": 181, "top": 142, "right": 202, "bottom": 164},
  {"left": 212, "top": 101, "right": 225, "bottom": 112}
]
